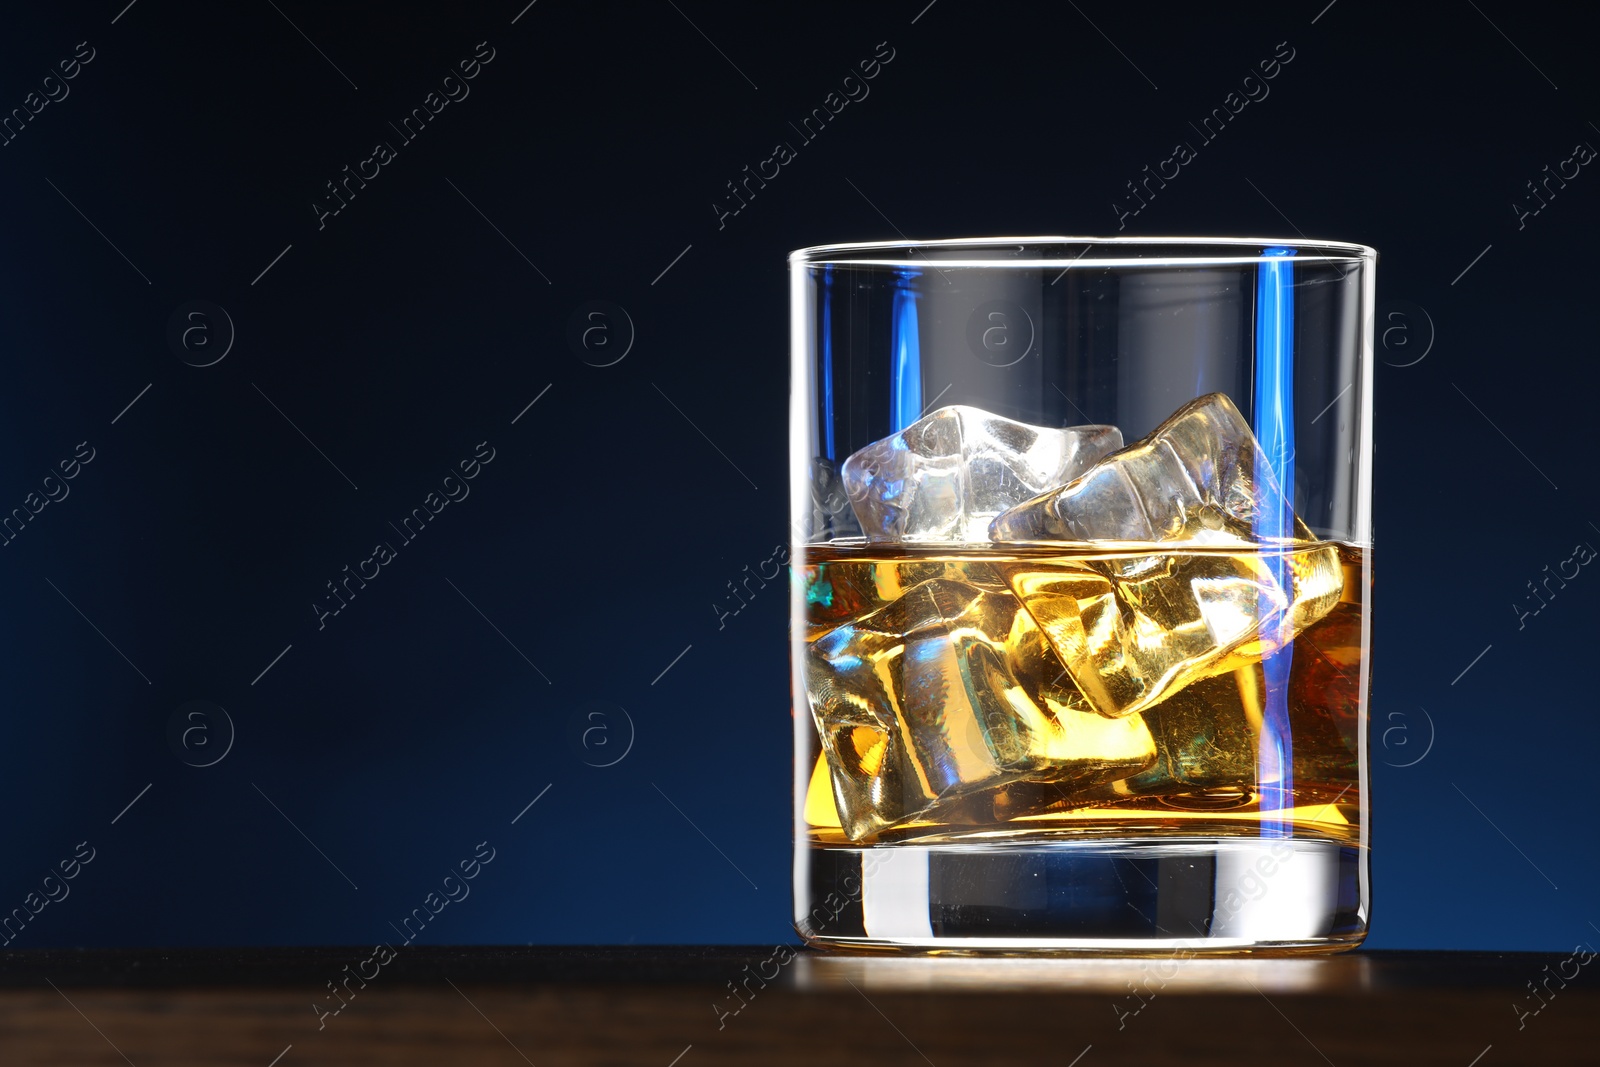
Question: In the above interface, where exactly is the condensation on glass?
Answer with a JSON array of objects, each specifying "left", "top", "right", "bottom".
[{"left": 790, "top": 237, "right": 1375, "bottom": 953}]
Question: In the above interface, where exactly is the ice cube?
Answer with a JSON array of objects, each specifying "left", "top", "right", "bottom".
[
  {"left": 841, "top": 406, "right": 1122, "bottom": 544},
  {"left": 1093, "top": 645, "right": 1357, "bottom": 804},
  {"left": 1002, "top": 546, "right": 1342, "bottom": 719},
  {"left": 804, "top": 576, "right": 1153, "bottom": 840},
  {"left": 801, "top": 556, "right": 1007, "bottom": 641},
  {"left": 1110, "top": 672, "right": 1261, "bottom": 797},
  {"left": 990, "top": 394, "right": 1344, "bottom": 719},
  {"left": 988, "top": 392, "right": 1312, "bottom": 545}
]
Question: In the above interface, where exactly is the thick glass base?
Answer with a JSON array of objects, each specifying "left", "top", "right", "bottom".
[{"left": 796, "top": 836, "right": 1367, "bottom": 954}]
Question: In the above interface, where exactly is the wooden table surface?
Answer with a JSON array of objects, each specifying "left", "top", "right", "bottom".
[{"left": 0, "top": 946, "right": 1591, "bottom": 1065}]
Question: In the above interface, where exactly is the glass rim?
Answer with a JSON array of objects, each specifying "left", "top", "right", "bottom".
[{"left": 789, "top": 235, "right": 1378, "bottom": 266}]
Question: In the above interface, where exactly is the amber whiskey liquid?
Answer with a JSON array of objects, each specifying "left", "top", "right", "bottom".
[{"left": 799, "top": 542, "right": 1367, "bottom": 847}]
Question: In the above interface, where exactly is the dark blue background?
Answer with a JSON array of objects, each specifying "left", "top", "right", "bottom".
[{"left": 0, "top": 0, "right": 1593, "bottom": 951}]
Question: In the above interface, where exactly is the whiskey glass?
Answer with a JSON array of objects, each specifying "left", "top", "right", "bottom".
[{"left": 790, "top": 238, "right": 1374, "bottom": 952}]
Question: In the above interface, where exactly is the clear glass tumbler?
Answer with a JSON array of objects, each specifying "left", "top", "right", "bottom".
[{"left": 790, "top": 238, "right": 1374, "bottom": 953}]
